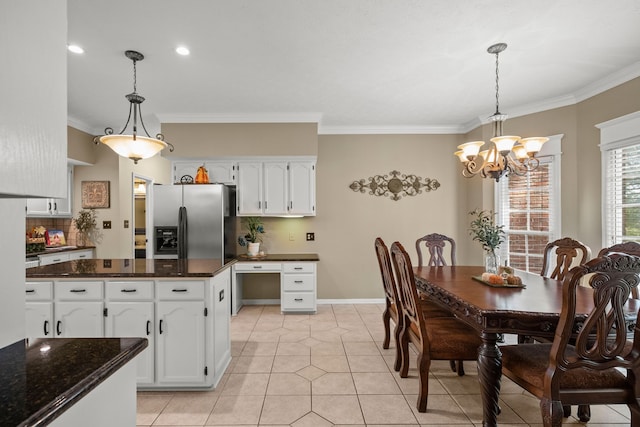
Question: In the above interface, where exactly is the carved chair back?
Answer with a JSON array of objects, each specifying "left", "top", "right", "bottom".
[
  {"left": 415, "top": 233, "right": 456, "bottom": 267},
  {"left": 598, "top": 242, "right": 640, "bottom": 298},
  {"left": 375, "top": 237, "right": 400, "bottom": 308},
  {"left": 541, "top": 237, "right": 591, "bottom": 281},
  {"left": 390, "top": 242, "right": 426, "bottom": 342}
]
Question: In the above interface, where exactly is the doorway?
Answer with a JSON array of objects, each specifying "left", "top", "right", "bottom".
[{"left": 132, "top": 173, "right": 153, "bottom": 259}]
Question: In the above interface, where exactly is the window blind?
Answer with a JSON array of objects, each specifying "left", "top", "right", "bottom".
[
  {"left": 603, "top": 143, "right": 640, "bottom": 245},
  {"left": 497, "top": 156, "right": 557, "bottom": 272}
]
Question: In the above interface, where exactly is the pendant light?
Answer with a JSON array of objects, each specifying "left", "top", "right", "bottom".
[{"left": 93, "top": 50, "right": 174, "bottom": 164}]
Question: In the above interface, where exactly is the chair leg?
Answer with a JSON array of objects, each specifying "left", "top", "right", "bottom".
[
  {"left": 541, "top": 398, "right": 563, "bottom": 427},
  {"left": 449, "top": 360, "right": 456, "bottom": 372},
  {"left": 628, "top": 400, "right": 640, "bottom": 426},
  {"left": 399, "top": 324, "right": 411, "bottom": 378},
  {"left": 562, "top": 405, "right": 571, "bottom": 418},
  {"left": 393, "top": 321, "right": 402, "bottom": 372},
  {"left": 577, "top": 404, "right": 591, "bottom": 422},
  {"left": 382, "top": 309, "right": 391, "bottom": 349},
  {"left": 456, "top": 360, "right": 465, "bottom": 376},
  {"left": 416, "top": 350, "right": 430, "bottom": 412}
]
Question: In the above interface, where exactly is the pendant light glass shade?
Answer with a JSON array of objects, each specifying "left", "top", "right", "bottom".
[{"left": 100, "top": 134, "right": 168, "bottom": 163}]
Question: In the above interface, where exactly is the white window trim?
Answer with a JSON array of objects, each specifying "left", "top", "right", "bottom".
[
  {"left": 597, "top": 111, "right": 640, "bottom": 247},
  {"left": 495, "top": 134, "right": 563, "bottom": 270}
]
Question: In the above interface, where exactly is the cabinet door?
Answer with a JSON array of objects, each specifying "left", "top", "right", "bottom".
[
  {"left": 156, "top": 301, "right": 206, "bottom": 385},
  {"left": 288, "top": 161, "right": 316, "bottom": 215},
  {"left": 207, "top": 161, "right": 236, "bottom": 185},
  {"left": 105, "top": 302, "right": 155, "bottom": 385},
  {"left": 51, "top": 166, "right": 73, "bottom": 217},
  {"left": 172, "top": 161, "right": 203, "bottom": 184},
  {"left": 263, "top": 162, "right": 288, "bottom": 215},
  {"left": 26, "top": 198, "right": 52, "bottom": 217},
  {"left": 213, "top": 271, "right": 231, "bottom": 377},
  {"left": 237, "top": 162, "right": 263, "bottom": 215},
  {"left": 55, "top": 301, "right": 104, "bottom": 337},
  {"left": 26, "top": 302, "right": 53, "bottom": 339}
]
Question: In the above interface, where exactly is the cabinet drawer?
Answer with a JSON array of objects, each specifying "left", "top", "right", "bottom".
[
  {"left": 282, "top": 275, "right": 315, "bottom": 291},
  {"left": 106, "top": 281, "right": 154, "bottom": 300},
  {"left": 25, "top": 281, "right": 53, "bottom": 301},
  {"left": 56, "top": 281, "right": 103, "bottom": 300},
  {"left": 282, "top": 263, "right": 316, "bottom": 274},
  {"left": 157, "top": 281, "right": 205, "bottom": 300},
  {"left": 69, "top": 249, "right": 94, "bottom": 260},
  {"left": 281, "top": 292, "right": 316, "bottom": 311},
  {"left": 39, "top": 252, "right": 70, "bottom": 266},
  {"left": 234, "top": 262, "right": 282, "bottom": 272}
]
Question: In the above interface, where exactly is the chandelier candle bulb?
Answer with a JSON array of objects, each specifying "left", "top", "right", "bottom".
[
  {"left": 490, "top": 136, "right": 519, "bottom": 154},
  {"left": 520, "top": 137, "right": 549, "bottom": 155}
]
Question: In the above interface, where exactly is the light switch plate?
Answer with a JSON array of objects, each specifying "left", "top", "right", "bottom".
[
  {"left": 306, "top": 232, "right": 315, "bottom": 241},
  {"left": 103, "top": 221, "right": 111, "bottom": 229}
]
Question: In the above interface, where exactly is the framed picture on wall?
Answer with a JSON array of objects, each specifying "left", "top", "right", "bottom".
[{"left": 81, "top": 181, "right": 110, "bottom": 208}]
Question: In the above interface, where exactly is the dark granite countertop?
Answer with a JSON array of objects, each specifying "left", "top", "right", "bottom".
[
  {"left": 0, "top": 337, "right": 147, "bottom": 427},
  {"left": 26, "top": 258, "right": 228, "bottom": 278},
  {"left": 235, "top": 253, "right": 319, "bottom": 262}
]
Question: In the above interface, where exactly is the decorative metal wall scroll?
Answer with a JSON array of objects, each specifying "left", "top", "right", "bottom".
[{"left": 349, "top": 170, "right": 441, "bottom": 201}]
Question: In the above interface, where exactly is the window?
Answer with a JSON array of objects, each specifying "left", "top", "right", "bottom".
[
  {"left": 496, "top": 135, "right": 562, "bottom": 272},
  {"left": 599, "top": 112, "right": 640, "bottom": 246}
]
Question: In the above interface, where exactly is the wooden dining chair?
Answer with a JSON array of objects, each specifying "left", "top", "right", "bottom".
[
  {"left": 500, "top": 254, "right": 640, "bottom": 427},
  {"left": 415, "top": 233, "right": 456, "bottom": 267},
  {"left": 541, "top": 237, "right": 591, "bottom": 281},
  {"left": 415, "top": 232, "right": 465, "bottom": 375},
  {"left": 390, "top": 241, "right": 482, "bottom": 412},
  {"left": 375, "top": 237, "right": 454, "bottom": 372},
  {"left": 599, "top": 242, "right": 640, "bottom": 298}
]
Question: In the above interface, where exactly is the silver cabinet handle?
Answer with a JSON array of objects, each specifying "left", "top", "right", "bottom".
[
  {"left": 172, "top": 288, "right": 188, "bottom": 293},
  {"left": 253, "top": 266, "right": 262, "bottom": 269},
  {"left": 294, "top": 267, "right": 303, "bottom": 270},
  {"left": 70, "top": 289, "right": 86, "bottom": 293},
  {"left": 294, "top": 280, "right": 303, "bottom": 284},
  {"left": 121, "top": 289, "right": 137, "bottom": 293},
  {"left": 294, "top": 298, "right": 303, "bottom": 302}
]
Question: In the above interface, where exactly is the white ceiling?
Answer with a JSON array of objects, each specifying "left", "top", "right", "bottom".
[{"left": 67, "top": 0, "right": 640, "bottom": 136}]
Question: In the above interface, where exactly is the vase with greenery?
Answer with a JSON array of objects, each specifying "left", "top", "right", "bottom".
[
  {"left": 238, "top": 217, "right": 265, "bottom": 256},
  {"left": 73, "top": 208, "right": 97, "bottom": 247},
  {"left": 469, "top": 209, "right": 505, "bottom": 273}
]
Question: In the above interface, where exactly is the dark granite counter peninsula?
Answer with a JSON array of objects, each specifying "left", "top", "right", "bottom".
[
  {"left": 26, "top": 258, "right": 228, "bottom": 278},
  {"left": 0, "top": 337, "right": 147, "bottom": 427}
]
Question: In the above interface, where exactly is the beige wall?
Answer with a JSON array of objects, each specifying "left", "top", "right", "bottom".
[
  {"left": 161, "top": 123, "right": 318, "bottom": 157},
  {"left": 67, "top": 126, "right": 97, "bottom": 164}
]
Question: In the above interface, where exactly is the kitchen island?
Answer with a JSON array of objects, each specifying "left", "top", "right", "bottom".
[
  {"left": 0, "top": 337, "right": 146, "bottom": 427},
  {"left": 26, "top": 258, "right": 231, "bottom": 390}
]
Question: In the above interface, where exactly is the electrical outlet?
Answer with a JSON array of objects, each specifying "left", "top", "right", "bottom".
[
  {"left": 289, "top": 232, "right": 294, "bottom": 241},
  {"left": 103, "top": 259, "right": 112, "bottom": 268},
  {"left": 124, "top": 220, "right": 129, "bottom": 228},
  {"left": 103, "top": 221, "right": 111, "bottom": 229},
  {"left": 306, "top": 232, "right": 315, "bottom": 241}
]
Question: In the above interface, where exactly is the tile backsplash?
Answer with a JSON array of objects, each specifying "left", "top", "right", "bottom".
[{"left": 26, "top": 218, "right": 81, "bottom": 246}]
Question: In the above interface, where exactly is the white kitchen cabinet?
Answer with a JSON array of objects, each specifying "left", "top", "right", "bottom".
[
  {"left": 54, "top": 281, "right": 104, "bottom": 337},
  {"left": 280, "top": 262, "right": 317, "bottom": 313},
  {"left": 237, "top": 162, "right": 263, "bottom": 215},
  {"left": 105, "top": 302, "right": 155, "bottom": 385},
  {"left": 156, "top": 300, "right": 206, "bottom": 385},
  {"left": 38, "top": 252, "right": 71, "bottom": 266},
  {"left": 104, "top": 280, "right": 155, "bottom": 385},
  {"left": 68, "top": 248, "right": 94, "bottom": 260},
  {"left": 172, "top": 160, "right": 236, "bottom": 185},
  {"left": 211, "top": 269, "right": 231, "bottom": 380},
  {"left": 237, "top": 159, "right": 316, "bottom": 216},
  {"left": 288, "top": 161, "right": 316, "bottom": 215},
  {"left": 263, "top": 162, "right": 288, "bottom": 215},
  {"left": 26, "top": 165, "right": 73, "bottom": 217},
  {"left": 26, "top": 302, "right": 53, "bottom": 339}
]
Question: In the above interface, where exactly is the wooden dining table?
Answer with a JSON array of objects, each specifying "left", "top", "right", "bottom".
[{"left": 413, "top": 265, "right": 640, "bottom": 427}]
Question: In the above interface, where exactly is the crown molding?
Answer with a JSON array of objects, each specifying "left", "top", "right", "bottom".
[
  {"left": 574, "top": 61, "right": 640, "bottom": 103},
  {"left": 318, "top": 124, "right": 465, "bottom": 135},
  {"left": 155, "top": 112, "right": 323, "bottom": 124},
  {"left": 67, "top": 115, "right": 100, "bottom": 135}
]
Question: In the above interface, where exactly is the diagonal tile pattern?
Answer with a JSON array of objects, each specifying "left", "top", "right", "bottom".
[{"left": 137, "top": 303, "right": 632, "bottom": 426}]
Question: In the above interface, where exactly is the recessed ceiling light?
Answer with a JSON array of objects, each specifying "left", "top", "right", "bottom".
[
  {"left": 176, "top": 46, "right": 190, "bottom": 56},
  {"left": 67, "top": 44, "right": 84, "bottom": 54}
]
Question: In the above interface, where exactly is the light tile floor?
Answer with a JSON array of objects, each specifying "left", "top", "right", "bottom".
[{"left": 137, "top": 304, "right": 632, "bottom": 426}]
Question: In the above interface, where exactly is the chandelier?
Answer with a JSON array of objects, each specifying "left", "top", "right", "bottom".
[
  {"left": 94, "top": 50, "right": 174, "bottom": 164},
  {"left": 454, "top": 43, "right": 548, "bottom": 182}
]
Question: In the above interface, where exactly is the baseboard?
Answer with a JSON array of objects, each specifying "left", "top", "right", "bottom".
[{"left": 241, "top": 298, "right": 385, "bottom": 305}]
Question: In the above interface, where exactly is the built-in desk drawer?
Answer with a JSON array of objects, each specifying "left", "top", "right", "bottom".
[
  {"left": 234, "top": 262, "right": 282, "bottom": 272},
  {"left": 106, "top": 281, "right": 154, "bottom": 300},
  {"left": 282, "top": 274, "right": 315, "bottom": 291},
  {"left": 282, "top": 263, "right": 315, "bottom": 274},
  {"left": 157, "top": 280, "right": 205, "bottom": 300},
  {"left": 281, "top": 292, "right": 315, "bottom": 311}
]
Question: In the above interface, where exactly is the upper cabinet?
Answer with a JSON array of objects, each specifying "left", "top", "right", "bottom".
[
  {"left": 172, "top": 161, "right": 236, "bottom": 185},
  {"left": 26, "top": 166, "right": 74, "bottom": 218},
  {"left": 237, "top": 159, "right": 316, "bottom": 217}
]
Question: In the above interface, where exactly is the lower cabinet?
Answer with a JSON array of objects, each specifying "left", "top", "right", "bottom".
[
  {"left": 26, "top": 269, "right": 232, "bottom": 390},
  {"left": 156, "top": 300, "right": 206, "bottom": 385},
  {"left": 281, "top": 262, "right": 317, "bottom": 313}
]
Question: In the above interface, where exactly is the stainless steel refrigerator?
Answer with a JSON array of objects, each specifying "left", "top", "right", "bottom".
[{"left": 152, "top": 184, "right": 236, "bottom": 261}]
